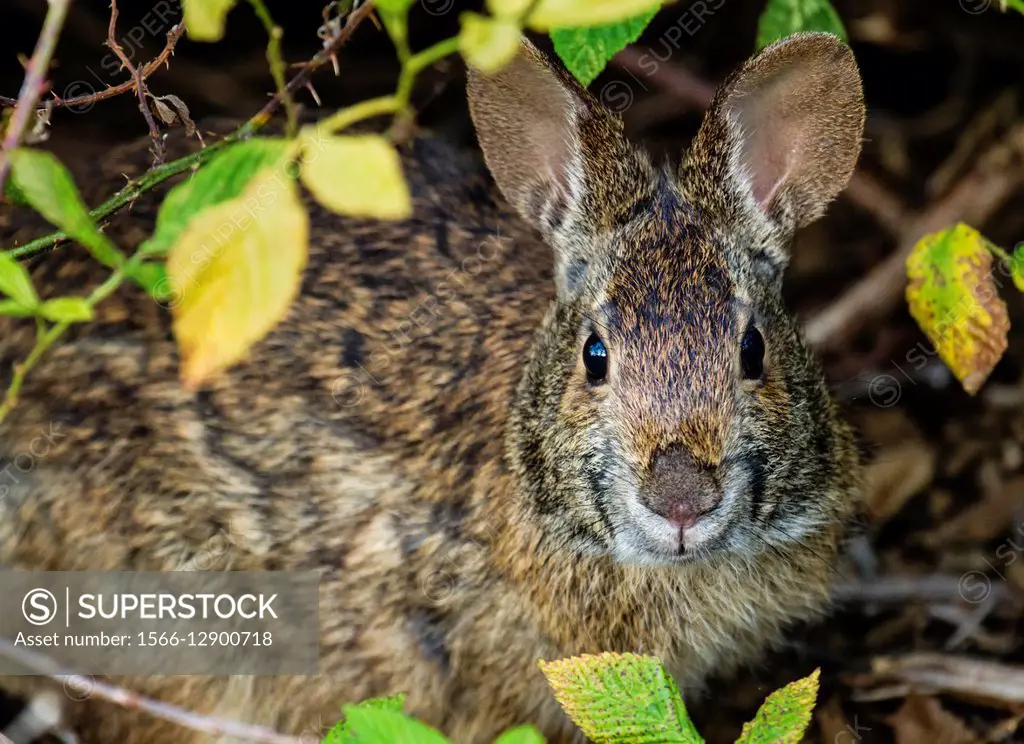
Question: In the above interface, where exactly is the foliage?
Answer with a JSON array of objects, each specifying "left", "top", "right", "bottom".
[
  {"left": 319, "top": 654, "right": 820, "bottom": 743},
  {"left": 905, "top": 224, "right": 1021, "bottom": 396},
  {"left": 755, "top": 0, "right": 846, "bottom": 50}
]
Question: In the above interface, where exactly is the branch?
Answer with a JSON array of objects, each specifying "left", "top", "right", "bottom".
[
  {"left": 3, "top": 0, "right": 379, "bottom": 262},
  {"left": 107, "top": 0, "right": 166, "bottom": 164},
  {"left": 0, "top": 637, "right": 305, "bottom": 744},
  {"left": 866, "top": 653, "right": 1024, "bottom": 706},
  {"left": 247, "top": 0, "right": 298, "bottom": 137},
  {"left": 0, "top": 25, "right": 185, "bottom": 113},
  {"left": 0, "top": 0, "right": 72, "bottom": 197}
]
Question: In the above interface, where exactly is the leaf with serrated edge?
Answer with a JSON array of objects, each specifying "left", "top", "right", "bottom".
[
  {"left": 756, "top": 0, "right": 846, "bottom": 50},
  {"left": 340, "top": 706, "right": 449, "bottom": 744},
  {"left": 493, "top": 725, "right": 546, "bottom": 744},
  {"left": 0, "top": 252, "right": 39, "bottom": 308},
  {"left": 142, "top": 138, "right": 291, "bottom": 258},
  {"left": 183, "top": 0, "right": 241, "bottom": 41},
  {"left": 539, "top": 653, "right": 703, "bottom": 743},
  {"left": 8, "top": 148, "right": 124, "bottom": 269},
  {"left": 736, "top": 669, "right": 820, "bottom": 744},
  {"left": 460, "top": 12, "right": 522, "bottom": 73},
  {"left": 551, "top": 9, "right": 657, "bottom": 85},
  {"left": 490, "top": 0, "right": 663, "bottom": 31},
  {"left": 906, "top": 222, "right": 1010, "bottom": 395},
  {"left": 168, "top": 166, "right": 308, "bottom": 388},
  {"left": 299, "top": 132, "right": 411, "bottom": 220},
  {"left": 323, "top": 695, "right": 407, "bottom": 744}
]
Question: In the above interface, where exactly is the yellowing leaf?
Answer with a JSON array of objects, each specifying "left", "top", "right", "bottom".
[
  {"left": 490, "top": 0, "right": 663, "bottom": 30},
  {"left": 38, "top": 297, "right": 94, "bottom": 323},
  {"left": 460, "top": 12, "right": 522, "bottom": 73},
  {"left": 735, "top": 669, "right": 820, "bottom": 744},
  {"left": 539, "top": 653, "right": 702, "bottom": 743},
  {"left": 905, "top": 222, "right": 1009, "bottom": 395},
  {"left": 299, "top": 132, "right": 411, "bottom": 220},
  {"left": 168, "top": 167, "right": 308, "bottom": 388},
  {"left": 183, "top": 0, "right": 241, "bottom": 41}
]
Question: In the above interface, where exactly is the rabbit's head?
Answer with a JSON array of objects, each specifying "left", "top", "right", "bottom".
[{"left": 467, "top": 33, "right": 863, "bottom": 566}]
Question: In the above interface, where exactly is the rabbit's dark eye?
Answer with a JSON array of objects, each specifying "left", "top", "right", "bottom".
[
  {"left": 583, "top": 333, "right": 608, "bottom": 382},
  {"left": 740, "top": 326, "right": 765, "bottom": 380}
]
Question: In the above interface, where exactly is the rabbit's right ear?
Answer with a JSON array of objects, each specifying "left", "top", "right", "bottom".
[{"left": 467, "top": 37, "right": 654, "bottom": 296}]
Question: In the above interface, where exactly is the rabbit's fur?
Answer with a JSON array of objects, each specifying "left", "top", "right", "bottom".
[{"left": 0, "top": 33, "right": 864, "bottom": 743}]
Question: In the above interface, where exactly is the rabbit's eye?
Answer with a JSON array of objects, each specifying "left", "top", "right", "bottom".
[
  {"left": 740, "top": 326, "right": 765, "bottom": 380},
  {"left": 583, "top": 333, "right": 608, "bottom": 383}
]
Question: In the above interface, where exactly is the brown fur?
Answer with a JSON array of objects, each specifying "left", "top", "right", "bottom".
[{"left": 0, "top": 33, "right": 864, "bottom": 743}]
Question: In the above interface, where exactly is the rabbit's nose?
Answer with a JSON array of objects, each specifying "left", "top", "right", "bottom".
[{"left": 643, "top": 445, "right": 721, "bottom": 528}]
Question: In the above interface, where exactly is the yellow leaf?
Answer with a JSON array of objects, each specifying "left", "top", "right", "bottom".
[
  {"left": 299, "top": 131, "right": 412, "bottom": 220},
  {"left": 167, "top": 167, "right": 309, "bottom": 388},
  {"left": 905, "top": 222, "right": 1009, "bottom": 396},
  {"left": 489, "top": 0, "right": 664, "bottom": 30},
  {"left": 183, "top": 0, "right": 240, "bottom": 41},
  {"left": 459, "top": 12, "right": 522, "bottom": 73}
]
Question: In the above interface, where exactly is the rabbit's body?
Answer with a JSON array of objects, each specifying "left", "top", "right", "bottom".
[{"left": 0, "top": 34, "right": 864, "bottom": 744}]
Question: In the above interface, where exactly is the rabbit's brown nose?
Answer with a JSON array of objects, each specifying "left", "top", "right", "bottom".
[{"left": 643, "top": 446, "right": 721, "bottom": 528}]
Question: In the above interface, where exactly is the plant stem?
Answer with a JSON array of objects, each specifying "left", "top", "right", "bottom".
[
  {"left": 0, "top": 262, "right": 130, "bottom": 422},
  {"left": 2, "top": 0, "right": 379, "bottom": 262},
  {"left": 0, "top": 0, "right": 72, "bottom": 198},
  {"left": 247, "top": 0, "right": 298, "bottom": 138},
  {"left": 319, "top": 95, "right": 400, "bottom": 133}
]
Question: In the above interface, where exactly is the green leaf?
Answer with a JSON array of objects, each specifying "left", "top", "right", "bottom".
[
  {"left": 339, "top": 706, "right": 449, "bottom": 744},
  {"left": 1010, "top": 243, "right": 1024, "bottom": 292},
  {"left": 7, "top": 148, "right": 124, "bottom": 269},
  {"left": 125, "top": 262, "right": 172, "bottom": 301},
  {"left": 323, "top": 694, "right": 407, "bottom": 743},
  {"left": 38, "top": 297, "right": 94, "bottom": 323},
  {"left": 3, "top": 174, "right": 29, "bottom": 206},
  {"left": 735, "top": 669, "right": 820, "bottom": 744},
  {"left": 493, "top": 725, "right": 546, "bottom": 744},
  {"left": 539, "top": 653, "right": 703, "bottom": 744},
  {"left": 490, "top": 0, "right": 663, "bottom": 30},
  {"left": 756, "top": 0, "right": 846, "bottom": 50},
  {"left": 375, "top": 0, "right": 415, "bottom": 12},
  {"left": 0, "top": 252, "right": 39, "bottom": 308},
  {"left": 182, "top": 0, "right": 241, "bottom": 41},
  {"left": 905, "top": 222, "right": 1009, "bottom": 395},
  {"left": 460, "top": 12, "right": 523, "bottom": 73},
  {"left": 141, "top": 137, "right": 291, "bottom": 258},
  {"left": 551, "top": 9, "right": 657, "bottom": 85},
  {"left": 0, "top": 299, "right": 35, "bottom": 317}
]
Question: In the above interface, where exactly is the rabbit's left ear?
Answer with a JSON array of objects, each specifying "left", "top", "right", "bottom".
[{"left": 684, "top": 33, "right": 865, "bottom": 239}]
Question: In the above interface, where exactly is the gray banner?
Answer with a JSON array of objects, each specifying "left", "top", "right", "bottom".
[{"left": 0, "top": 571, "right": 319, "bottom": 675}]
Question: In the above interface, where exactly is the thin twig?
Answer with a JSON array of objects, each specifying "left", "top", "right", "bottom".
[
  {"left": 868, "top": 653, "right": 1024, "bottom": 706},
  {"left": 3, "top": 0, "right": 378, "bottom": 262},
  {"left": 247, "top": 0, "right": 298, "bottom": 137},
  {"left": 0, "top": 0, "right": 72, "bottom": 198},
  {"left": 107, "top": 0, "right": 165, "bottom": 164},
  {"left": 0, "top": 637, "right": 304, "bottom": 744},
  {"left": 0, "top": 25, "right": 185, "bottom": 113}
]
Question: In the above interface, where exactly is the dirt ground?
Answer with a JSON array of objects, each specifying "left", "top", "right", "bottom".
[{"left": 3, "top": 0, "right": 1024, "bottom": 742}]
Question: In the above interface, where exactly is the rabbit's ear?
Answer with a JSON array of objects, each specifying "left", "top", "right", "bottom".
[
  {"left": 684, "top": 32, "right": 864, "bottom": 249},
  {"left": 467, "top": 37, "right": 654, "bottom": 295}
]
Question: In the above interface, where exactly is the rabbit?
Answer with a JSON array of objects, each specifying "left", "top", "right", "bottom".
[{"left": 0, "top": 31, "right": 864, "bottom": 744}]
